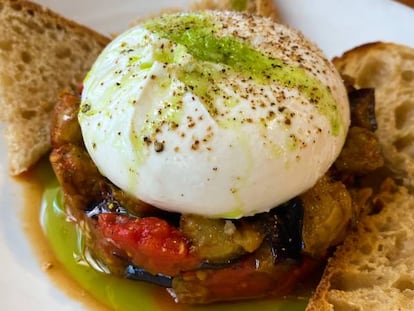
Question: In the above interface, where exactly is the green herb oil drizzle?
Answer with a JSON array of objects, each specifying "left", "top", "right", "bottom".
[
  {"left": 144, "top": 13, "right": 343, "bottom": 135},
  {"left": 38, "top": 163, "right": 308, "bottom": 311}
]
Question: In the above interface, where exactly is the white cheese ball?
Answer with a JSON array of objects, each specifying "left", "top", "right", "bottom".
[{"left": 79, "top": 11, "right": 350, "bottom": 218}]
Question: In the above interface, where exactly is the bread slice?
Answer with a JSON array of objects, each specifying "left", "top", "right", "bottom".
[
  {"left": 306, "top": 42, "right": 414, "bottom": 310},
  {"left": 0, "top": 0, "right": 110, "bottom": 175},
  {"left": 190, "top": 0, "right": 279, "bottom": 20},
  {"left": 332, "top": 42, "right": 414, "bottom": 188},
  {"left": 306, "top": 180, "right": 414, "bottom": 311}
]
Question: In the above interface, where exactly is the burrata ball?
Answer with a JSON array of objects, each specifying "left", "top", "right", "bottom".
[{"left": 78, "top": 11, "right": 350, "bottom": 218}]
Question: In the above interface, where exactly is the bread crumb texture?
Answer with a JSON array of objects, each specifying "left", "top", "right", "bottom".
[
  {"left": 306, "top": 42, "right": 414, "bottom": 311},
  {"left": 333, "top": 42, "right": 414, "bottom": 188},
  {"left": 307, "top": 180, "right": 414, "bottom": 311},
  {"left": 0, "top": 0, "right": 109, "bottom": 175}
]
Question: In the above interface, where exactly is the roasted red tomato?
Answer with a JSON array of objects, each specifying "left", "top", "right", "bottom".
[
  {"left": 171, "top": 245, "right": 319, "bottom": 304},
  {"left": 97, "top": 214, "right": 201, "bottom": 276}
]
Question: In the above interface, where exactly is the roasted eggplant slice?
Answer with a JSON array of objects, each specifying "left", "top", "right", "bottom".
[
  {"left": 335, "top": 126, "right": 384, "bottom": 174},
  {"left": 348, "top": 88, "right": 377, "bottom": 131},
  {"left": 300, "top": 175, "right": 353, "bottom": 258},
  {"left": 125, "top": 265, "right": 173, "bottom": 288},
  {"left": 180, "top": 215, "right": 264, "bottom": 264}
]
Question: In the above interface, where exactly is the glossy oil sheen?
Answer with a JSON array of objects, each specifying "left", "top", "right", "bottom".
[{"left": 39, "top": 166, "right": 308, "bottom": 311}]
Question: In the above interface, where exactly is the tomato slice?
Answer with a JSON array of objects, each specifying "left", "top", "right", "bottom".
[
  {"left": 97, "top": 214, "right": 201, "bottom": 276},
  {"left": 171, "top": 250, "right": 320, "bottom": 304},
  {"left": 96, "top": 213, "right": 318, "bottom": 304}
]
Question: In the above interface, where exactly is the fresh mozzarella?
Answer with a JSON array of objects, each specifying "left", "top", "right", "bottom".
[{"left": 79, "top": 11, "right": 350, "bottom": 218}]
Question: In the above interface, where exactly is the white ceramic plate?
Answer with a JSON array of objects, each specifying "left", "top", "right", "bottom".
[{"left": 1, "top": 1, "right": 414, "bottom": 310}]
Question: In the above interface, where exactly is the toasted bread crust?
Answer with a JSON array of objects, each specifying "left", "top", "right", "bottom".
[
  {"left": 1, "top": 0, "right": 110, "bottom": 47},
  {"left": 0, "top": 0, "right": 110, "bottom": 175},
  {"left": 307, "top": 42, "right": 414, "bottom": 311},
  {"left": 307, "top": 180, "right": 414, "bottom": 311},
  {"left": 332, "top": 42, "right": 414, "bottom": 188},
  {"left": 0, "top": 0, "right": 281, "bottom": 175}
]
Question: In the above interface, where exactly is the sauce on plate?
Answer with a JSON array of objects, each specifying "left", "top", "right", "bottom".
[{"left": 18, "top": 158, "right": 312, "bottom": 311}]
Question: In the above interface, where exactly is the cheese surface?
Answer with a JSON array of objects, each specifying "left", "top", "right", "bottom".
[{"left": 79, "top": 11, "right": 350, "bottom": 218}]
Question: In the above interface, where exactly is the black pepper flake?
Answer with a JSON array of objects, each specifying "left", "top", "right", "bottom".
[
  {"left": 154, "top": 141, "right": 164, "bottom": 152},
  {"left": 81, "top": 103, "right": 91, "bottom": 113},
  {"left": 143, "top": 136, "right": 151, "bottom": 145},
  {"left": 191, "top": 140, "right": 200, "bottom": 150},
  {"left": 267, "top": 111, "right": 276, "bottom": 119},
  {"left": 169, "top": 122, "right": 179, "bottom": 130}
]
